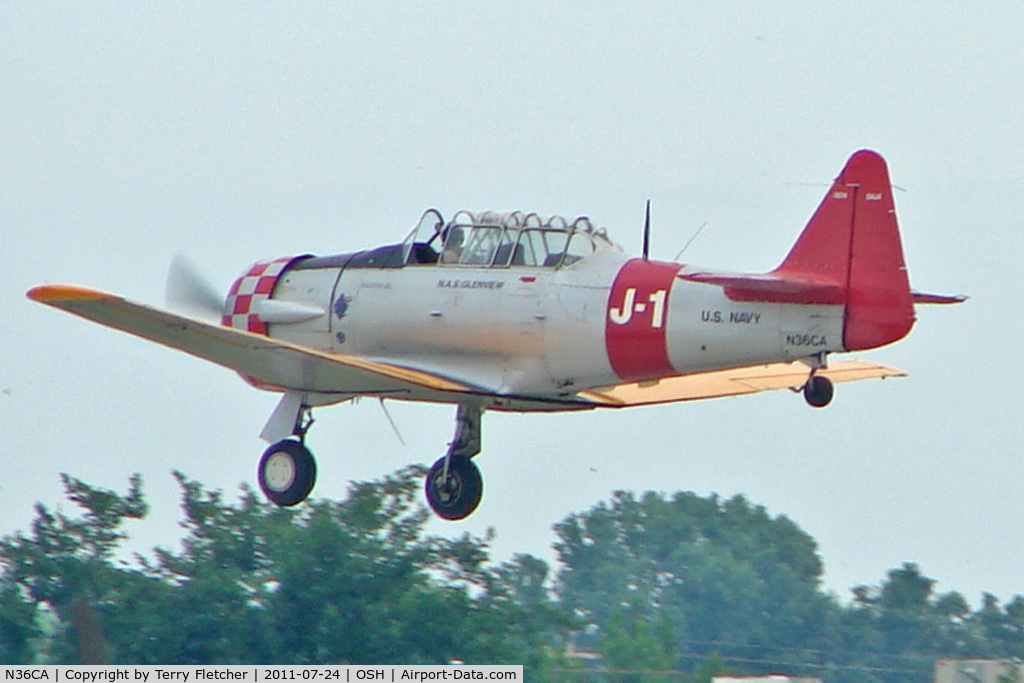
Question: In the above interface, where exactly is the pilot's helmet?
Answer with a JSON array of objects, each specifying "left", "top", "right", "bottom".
[{"left": 443, "top": 226, "right": 465, "bottom": 247}]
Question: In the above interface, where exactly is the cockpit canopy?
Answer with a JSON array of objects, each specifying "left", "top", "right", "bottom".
[
  {"left": 294, "top": 209, "right": 621, "bottom": 272},
  {"left": 404, "top": 208, "right": 618, "bottom": 268}
]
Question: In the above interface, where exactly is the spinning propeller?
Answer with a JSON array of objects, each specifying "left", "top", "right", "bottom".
[{"left": 165, "top": 255, "right": 225, "bottom": 321}]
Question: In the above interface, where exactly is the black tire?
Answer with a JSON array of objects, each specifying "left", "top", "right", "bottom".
[
  {"left": 804, "top": 375, "right": 834, "bottom": 408},
  {"left": 258, "top": 439, "right": 317, "bottom": 506},
  {"left": 424, "top": 456, "right": 483, "bottom": 521}
]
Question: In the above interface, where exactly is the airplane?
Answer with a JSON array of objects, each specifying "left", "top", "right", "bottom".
[{"left": 28, "top": 150, "right": 963, "bottom": 520}]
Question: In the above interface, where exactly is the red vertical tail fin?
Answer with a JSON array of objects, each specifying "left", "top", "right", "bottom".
[{"left": 774, "top": 150, "right": 915, "bottom": 351}]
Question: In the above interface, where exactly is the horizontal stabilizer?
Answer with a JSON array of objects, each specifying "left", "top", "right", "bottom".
[
  {"left": 677, "top": 269, "right": 842, "bottom": 301},
  {"left": 578, "top": 360, "right": 905, "bottom": 407},
  {"left": 911, "top": 290, "right": 968, "bottom": 305}
]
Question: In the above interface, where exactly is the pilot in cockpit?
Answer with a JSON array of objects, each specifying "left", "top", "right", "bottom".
[{"left": 440, "top": 226, "right": 465, "bottom": 264}]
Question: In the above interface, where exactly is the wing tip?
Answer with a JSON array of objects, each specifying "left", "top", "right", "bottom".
[{"left": 27, "top": 284, "right": 111, "bottom": 303}]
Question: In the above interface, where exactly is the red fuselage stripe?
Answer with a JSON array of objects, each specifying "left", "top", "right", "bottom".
[{"left": 605, "top": 258, "right": 682, "bottom": 382}]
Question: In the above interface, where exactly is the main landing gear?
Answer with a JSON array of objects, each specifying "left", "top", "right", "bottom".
[
  {"left": 797, "top": 354, "right": 834, "bottom": 408},
  {"left": 424, "top": 404, "right": 484, "bottom": 521},
  {"left": 256, "top": 395, "right": 485, "bottom": 520},
  {"left": 803, "top": 374, "right": 834, "bottom": 408},
  {"left": 258, "top": 438, "right": 317, "bottom": 507},
  {"left": 257, "top": 405, "right": 317, "bottom": 507}
]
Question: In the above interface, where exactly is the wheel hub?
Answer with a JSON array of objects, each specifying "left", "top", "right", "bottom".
[
  {"left": 263, "top": 451, "right": 297, "bottom": 492},
  {"left": 424, "top": 455, "right": 483, "bottom": 520},
  {"left": 433, "top": 471, "right": 462, "bottom": 505}
]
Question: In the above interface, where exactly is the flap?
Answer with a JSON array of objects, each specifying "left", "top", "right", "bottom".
[{"left": 578, "top": 360, "right": 906, "bottom": 407}]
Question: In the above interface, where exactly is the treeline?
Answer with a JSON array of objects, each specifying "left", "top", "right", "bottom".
[{"left": 0, "top": 468, "right": 1021, "bottom": 682}]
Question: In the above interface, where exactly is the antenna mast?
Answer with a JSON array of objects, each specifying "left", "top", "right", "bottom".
[{"left": 642, "top": 200, "right": 651, "bottom": 260}]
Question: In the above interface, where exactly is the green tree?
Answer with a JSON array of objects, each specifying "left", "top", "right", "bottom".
[
  {"left": 599, "top": 607, "right": 677, "bottom": 682},
  {"left": 0, "top": 580, "right": 39, "bottom": 663},
  {"left": 847, "top": 562, "right": 1024, "bottom": 666},
  {"left": 967, "top": 593, "right": 1024, "bottom": 658},
  {"left": 688, "top": 652, "right": 733, "bottom": 683},
  {"left": 873, "top": 563, "right": 942, "bottom": 655},
  {"left": 0, "top": 467, "right": 569, "bottom": 670},
  {"left": 140, "top": 467, "right": 568, "bottom": 667},
  {"left": 554, "top": 490, "right": 838, "bottom": 676},
  {"left": 0, "top": 473, "right": 148, "bottom": 662},
  {"left": 5, "top": 469, "right": 1024, "bottom": 677}
]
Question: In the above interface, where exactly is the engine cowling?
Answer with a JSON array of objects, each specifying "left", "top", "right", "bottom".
[{"left": 222, "top": 256, "right": 309, "bottom": 334}]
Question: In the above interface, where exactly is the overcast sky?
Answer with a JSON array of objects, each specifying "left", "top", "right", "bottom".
[{"left": 2, "top": 3, "right": 1022, "bottom": 605}]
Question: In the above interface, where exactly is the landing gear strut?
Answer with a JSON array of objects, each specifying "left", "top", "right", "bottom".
[
  {"left": 424, "top": 404, "right": 484, "bottom": 520},
  {"left": 258, "top": 397, "right": 318, "bottom": 507}
]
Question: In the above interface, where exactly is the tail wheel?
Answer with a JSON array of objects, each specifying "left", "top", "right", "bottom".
[
  {"left": 804, "top": 375, "right": 834, "bottom": 408},
  {"left": 258, "top": 439, "right": 317, "bottom": 506},
  {"left": 425, "top": 456, "right": 483, "bottom": 521}
]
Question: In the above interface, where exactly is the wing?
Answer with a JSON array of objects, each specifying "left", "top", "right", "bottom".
[
  {"left": 577, "top": 360, "right": 905, "bottom": 407},
  {"left": 27, "top": 284, "right": 472, "bottom": 399}
]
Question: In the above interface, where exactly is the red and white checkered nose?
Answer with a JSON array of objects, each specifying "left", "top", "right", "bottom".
[{"left": 222, "top": 256, "right": 299, "bottom": 334}]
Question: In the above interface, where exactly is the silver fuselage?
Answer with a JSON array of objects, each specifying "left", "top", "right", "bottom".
[{"left": 262, "top": 248, "right": 844, "bottom": 401}]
